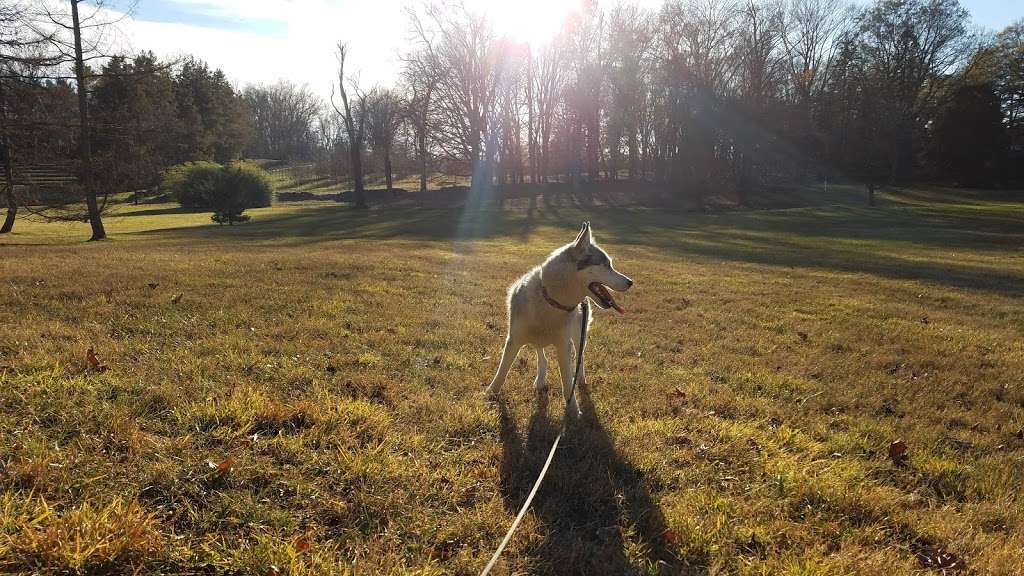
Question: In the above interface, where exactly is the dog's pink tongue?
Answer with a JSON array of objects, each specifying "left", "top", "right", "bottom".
[{"left": 612, "top": 302, "right": 625, "bottom": 315}]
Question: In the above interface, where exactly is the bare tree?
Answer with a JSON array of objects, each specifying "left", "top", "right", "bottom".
[
  {"left": 0, "top": 66, "right": 13, "bottom": 233},
  {"left": 0, "top": 0, "right": 46, "bottom": 233},
  {"left": 401, "top": 12, "right": 442, "bottom": 194},
  {"left": 852, "top": 0, "right": 976, "bottom": 177},
  {"left": 409, "top": 3, "right": 503, "bottom": 188},
  {"left": 658, "top": 0, "right": 739, "bottom": 202},
  {"left": 781, "top": 0, "right": 850, "bottom": 104},
  {"left": 493, "top": 40, "right": 527, "bottom": 185},
  {"left": 401, "top": 44, "right": 439, "bottom": 193},
  {"left": 243, "top": 81, "right": 322, "bottom": 161},
  {"left": 366, "top": 87, "right": 403, "bottom": 193},
  {"left": 777, "top": 0, "right": 850, "bottom": 169},
  {"left": 331, "top": 42, "right": 367, "bottom": 209},
  {"left": 564, "top": 1, "right": 605, "bottom": 185},
  {"left": 605, "top": 4, "right": 655, "bottom": 180},
  {"left": 23, "top": 0, "right": 135, "bottom": 240},
  {"left": 527, "top": 40, "right": 565, "bottom": 183}
]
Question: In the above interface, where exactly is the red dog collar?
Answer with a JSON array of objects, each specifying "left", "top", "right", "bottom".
[{"left": 541, "top": 284, "right": 577, "bottom": 312}]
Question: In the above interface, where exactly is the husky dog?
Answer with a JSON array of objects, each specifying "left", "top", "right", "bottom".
[{"left": 485, "top": 222, "right": 633, "bottom": 416}]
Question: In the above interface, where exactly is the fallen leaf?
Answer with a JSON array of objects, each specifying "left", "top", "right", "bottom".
[
  {"left": 797, "top": 331, "right": 808, "bottom": 341},
  {"left": 888, "top": 439, "right": 909, "bottom": 465},
  {"left": 669, "top": 387, "right": 686, "bottom": 400},
  {"left": 661, "top": 528, "right": 677, "bottom": 544},
  {"left": 207, "top": 456, "right": 234, "bottom": 477},
  {"left": 265, "top": 566, "right": 281, "bottom": 576},
  {"left": 1015, "top": 429, "right": 1023, "bottom": 440},
  {"left": 86, "top": 347, "right": 109, "bottom": 373},
  {"left": 294, "top": 536, "right": 310, "bottom": 552},
  {"left": 147, "top": 283, "right": 159, "bottom": 289}
]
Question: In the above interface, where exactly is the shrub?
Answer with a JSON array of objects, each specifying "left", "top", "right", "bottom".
[
  {"left": 161, "top": 161, "right": 273, "bottom": 223},
  {"left": 222, "top": 161, "right": 273, "bottom": 209},
  {"left": 162, "top": 161, "right": 224, "bottom": 209}
]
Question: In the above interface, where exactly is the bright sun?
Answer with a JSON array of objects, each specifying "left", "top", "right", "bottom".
[{"left": 478, "top": 0, "right": 582, "bottom": 48}]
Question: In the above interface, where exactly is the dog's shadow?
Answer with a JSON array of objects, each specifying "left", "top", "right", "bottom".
[{"left": 497, "top": 383, "right": 691, "bottom": 575}]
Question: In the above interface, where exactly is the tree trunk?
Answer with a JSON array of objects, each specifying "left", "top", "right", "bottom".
[
  {"left": 1, "top": 189, "right": 14, "bottom": 234},
  {"left": 71, "top": 0, "right": 106, "bottom": 240},
  {"left": 0, "top": 78, "right": 15, "bottom": 234},
  {"left": 470, "top": 139, "right": 484, "bottom": 189},
  {"left": 628, "top": 131, "right": 639, "bottom": 181},
  {"left": 349, "top": 144, "right": 366, "bottom": 208},
  {"left": 418, "top": 129, "right": 428, "bottom": 194},
  {"left": 540, "top": 126, "right": 550, "bottom": 183},
  {"left": 866, "top": 182, "right": 876, "bottom": 206},
  {"left": 384, "top": 143, "right": 393, "bottom": 195}
]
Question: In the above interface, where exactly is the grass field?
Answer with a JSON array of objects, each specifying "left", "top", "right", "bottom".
[{"left": 1, "top": 186, "right": 1023, "bottom": 575}]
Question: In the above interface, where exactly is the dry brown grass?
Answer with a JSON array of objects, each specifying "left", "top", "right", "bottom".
[{"left": 1, "top": 186, "right": 1023, "bottom": 574}]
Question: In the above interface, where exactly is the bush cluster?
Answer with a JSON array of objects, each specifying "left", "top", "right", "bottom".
[{"left": 161, "top": 161, "right": 273, "bottom": 224}]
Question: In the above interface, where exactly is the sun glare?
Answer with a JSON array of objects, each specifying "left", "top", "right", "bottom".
[{"left": 482, "top": 0, "right": 581, "bottom": 48}]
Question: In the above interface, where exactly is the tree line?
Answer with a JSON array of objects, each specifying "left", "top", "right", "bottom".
[{"left": 1, "top": 0, "right": 1021, "bottom": 237}]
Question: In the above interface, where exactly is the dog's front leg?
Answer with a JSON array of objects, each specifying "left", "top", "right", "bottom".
[
  {"left": 554, "top": 339, "right": 582, "bottom": 418},
  {"left": 534, "top": 345, "right": 548, "bottom": 391},
  {"left": 485, "top": 336, "right": 521, "bottom": 399}
]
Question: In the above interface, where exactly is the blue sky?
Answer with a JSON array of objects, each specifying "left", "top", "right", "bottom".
[
  {"left": 109, "top": 0, "right": 1022, "bottom": 98},
  {"left": 132, "top": 1, "right": 287, "bottom": 34},
  {"left": 960, "top": 0, "right": 1022, "bottom": 31}
]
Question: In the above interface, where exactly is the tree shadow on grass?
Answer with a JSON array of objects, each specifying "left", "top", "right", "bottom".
[
  {"left": 497, "top": 385, "right": 700, "bottom": 575},
  {"left": 111, "top": 205, "right": 201, "bottom": 218},
  {"left": 135, "top": 203, "right": 545, "bottom": 246},
  {"left": 131, "top": 198, "right": 1024, "bottom": 297}
]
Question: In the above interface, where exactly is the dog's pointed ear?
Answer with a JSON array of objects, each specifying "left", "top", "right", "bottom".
[{"left": 571, "top": 221, "right": 591, "bottom": 258}]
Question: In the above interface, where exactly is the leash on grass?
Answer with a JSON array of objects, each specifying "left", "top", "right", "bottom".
[{"left": 480, "top": 300, "right": 590, "bottom": 576}]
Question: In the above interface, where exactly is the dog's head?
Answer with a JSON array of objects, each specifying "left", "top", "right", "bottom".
[{"left": 568, "top": 222, "right": 633, "bottom": 313}]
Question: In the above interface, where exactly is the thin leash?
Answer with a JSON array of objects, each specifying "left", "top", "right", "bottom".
[{"left": 479, "top": 300, "right": 590, "bottom": 576}]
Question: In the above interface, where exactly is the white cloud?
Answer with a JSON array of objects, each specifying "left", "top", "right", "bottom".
[
  {"left": 119, "top": 0, "right": 410, "bottom": 98},
  {"left": 65, "top": 0, "right": 659, "bottom": 99}
]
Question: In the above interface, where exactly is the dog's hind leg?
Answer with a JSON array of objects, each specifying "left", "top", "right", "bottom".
[
  {"left": 485, "top": 336, "right": 522, "bottom": 399},
  {"left": 533, "top": 345, "right": 548, "bottom": 391},
  {"left": 554, "top": 339, "right": 582, "bottom": 418}
]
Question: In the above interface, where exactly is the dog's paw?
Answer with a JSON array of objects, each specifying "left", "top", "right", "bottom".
[{"left": 483, "top": 387, "right": 501, "bottom": 402}]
